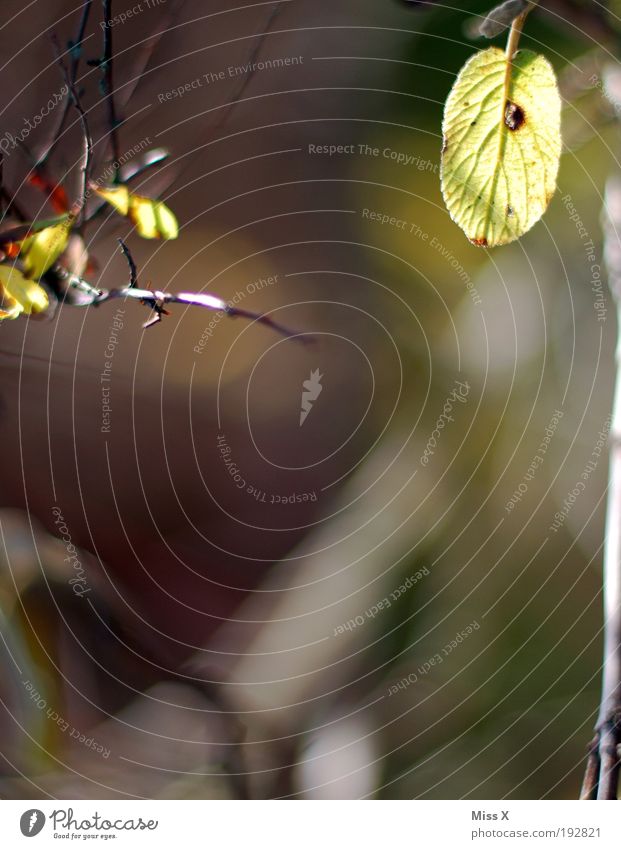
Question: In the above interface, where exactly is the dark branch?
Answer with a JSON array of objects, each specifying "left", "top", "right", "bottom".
[
  {"left": 101, "top": 0, "right": 121, "bottom": 182},
  {"left": 39, "top": 0, "right": 93, "bottom": 166},
  {"left": 57, "top": 259, "right": 307, "bottom": 341},
  {"left": 51, "top": 34, "right": 93, "bottom": 228},
  {"left": 118, "top": 237, "right": 137, "bottom": 287},
  {"left": 580, "top": 737, "right": 600, "bottom": 800},
  {"left": 211, "top": 2, "right": 284, "bottom": 134},
  {"left": 94, "top": 285, "right": 306, "bottom": 340}
]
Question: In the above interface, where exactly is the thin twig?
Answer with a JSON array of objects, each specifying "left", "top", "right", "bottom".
[
  {"left": 113, "top": 0, "right": 185, "bottom": 113},
  {"left": 101, "top": 0, "right": 121, "bottom": 182},
  {"left": 93, "top": 284, "right": 305, "bottom": 339},
  {"left": 117, "top": 237, "right": 137, "bottom": 287},
  {"left": 39, "top": 0, "right": 93, "bottom": 165},
  {"left": 213, "top": 2, "right": 284, "bottom": 133},
  {"left": 57, "top": 242, "right": 307, "bottom": 341},
  {"left": 580, "top": 738, "right": 600, "bottom": 799},
  {"left": 51, "top": 34, "right": 93, "bottom": 228}
]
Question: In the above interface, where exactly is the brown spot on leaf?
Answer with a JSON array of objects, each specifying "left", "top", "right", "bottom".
[
  {"left": 441, "top": 136, "right": 448, "bottom": 154},
  {"left": 470, "top": 237, "right": 488, "bottom": 247},
  {"left": 504, "top": 100, "right": 526, "bottom": 131},
  {"left": 506, "top": 204, "right": 514, "bottom": 217}
]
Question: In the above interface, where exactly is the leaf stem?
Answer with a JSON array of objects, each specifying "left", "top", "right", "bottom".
[{"left": 505, "top": 0, "right": 540, "bottom": 59}]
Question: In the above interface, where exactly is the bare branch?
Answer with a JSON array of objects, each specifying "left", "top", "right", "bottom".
[
  {"left": 117, "top": 237, "right": 137, "bottom": 287},
  {"left": 51, "top": 34, "right": 93, "bottom": 228},
  {"left": 101, "top": 0, "right": 121, "bottom": 182},
  {"left": 581, "top": 175, "right": 621, "bottom": 800},
  {"left": 92, "top": 284, "right": 306, "bottom": 340},
  {"left": 212, "top": 2, "right": 284, "bottom": 133},
  {"left": 580, "top": 737, "right": 600, "bottom": 800},
  {"left": 39, "top": 0, "right": 93, "bottom": 166},
  {"left": 59, "top": 279, "right": 305, "bottom": 341},
  {"left": 55, "top": 242, "right": 308, "bottom": 342},
  {"left": 113, "top": 0, "right": 185, "bottom": 113}
]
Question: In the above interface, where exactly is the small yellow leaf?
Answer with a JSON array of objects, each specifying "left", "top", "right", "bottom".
[
  {"left": 20, "top": 215, "right": 73, "bottom": 279},
  {"left": 441, "top": 47, "right": 561, "bottom": 247},
  {"left": 94, "top": 185, "right": 130, "bottom": 215},
  {"left": 94, "top": 185, "right": 178, "bottom": 239},
  {"left": 153, "top": 200, "right": 179, "bottom": 240},
  {"left": 0, "top": 264, "right": 49, "bottom": 319},
  {"left": 128, "top": 195, "right": 158, "bottom": 239}
]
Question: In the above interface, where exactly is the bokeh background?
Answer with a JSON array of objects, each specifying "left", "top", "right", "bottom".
[{"left": 0, "top": 0, "right": 620, "bottom": 799}]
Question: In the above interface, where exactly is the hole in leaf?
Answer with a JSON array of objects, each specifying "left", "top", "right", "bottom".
[{"left": 504, "top": 100, "right": 525, "bottom": 131}]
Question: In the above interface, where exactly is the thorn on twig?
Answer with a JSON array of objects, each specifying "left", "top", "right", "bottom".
[
  {"left": 116, "top": 239, "right": 169, "bottom": 328},
  {"left": 118, "top": 238, "right": 137, "bottom": 288}
]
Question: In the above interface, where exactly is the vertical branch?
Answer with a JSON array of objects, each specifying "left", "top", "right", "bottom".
[
  {"left": 0, "top": 153, "right": 4, "bottom": 219},
  {"left": 51, "top": 35, "right": 93, "bottom": 228},
  {"left": 39, "top": 0, "right": 93, "bottom": 165},
  {"left": 101, "top": 0, "right": 121, "bottom": 182},
  {"left": 590, "top": 175, "right": 621, "bottom": 799},
  {"left": 212, "top": 2, "right": 283, "bottom": 133}
]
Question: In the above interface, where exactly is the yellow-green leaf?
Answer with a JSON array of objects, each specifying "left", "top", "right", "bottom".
[
  {"left": 20, "top": 215, "right": 73, "bottom": 279},
  {"left": 152, "top": 200, "right": 179, "bottom": 240},
  {"left": 94, "top": 186, "right": 178, "bottom": 240},
  {"left": 128, "top": 195, "right": 158, "bottom": 239},
  {"left": 95, "top": 185, "right": 130, "bottom": 216},
  {"left": 0, "top": 265, "right": 49, "bottom": 319},
  {"left": 441, "top": 47, "right": 561, "bottom": 247}
]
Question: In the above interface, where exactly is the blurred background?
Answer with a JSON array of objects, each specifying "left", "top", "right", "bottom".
[{"left": 0, "top": 0, "right": 619, "bottom": 799}]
